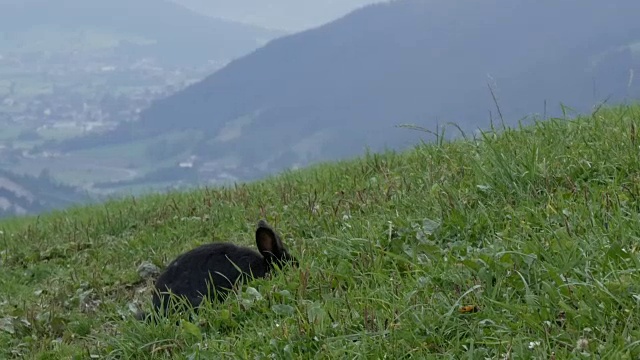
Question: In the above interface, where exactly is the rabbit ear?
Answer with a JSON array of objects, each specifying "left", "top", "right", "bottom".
[{"left": 255, "top": 220, "right": 284, "bottom": 258}]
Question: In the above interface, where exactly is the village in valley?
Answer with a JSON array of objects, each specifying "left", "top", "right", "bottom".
[{"left": 0, "top": 46, "right": 223, "bottom": 183}]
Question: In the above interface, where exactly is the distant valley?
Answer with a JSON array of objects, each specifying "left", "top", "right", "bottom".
[{"left": 0, "top": 0, "right": 287, "bottom": 217}]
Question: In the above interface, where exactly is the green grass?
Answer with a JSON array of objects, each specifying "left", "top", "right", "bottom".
[
  {"left": 2, "top": 104, "right": 640, "bottom": 358},
  {"left": 36, "top": 127, "right": 87, "bottom": 141},
  {"left": 70, "top": 130, "right": 200, "bottom": 164},
  {"left": 0, "top": 73, "right": 55, "bottom": 98},
  {"left": 9, "top": 129, "right": 202, "bottom": 187},
  {"left": 0, "top": 122, "right": 29, "bottom": 140}
]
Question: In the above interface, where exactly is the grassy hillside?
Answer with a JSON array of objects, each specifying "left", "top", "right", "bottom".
[{"left": 1, "top": 104, "right": 640, "bottom": 358}]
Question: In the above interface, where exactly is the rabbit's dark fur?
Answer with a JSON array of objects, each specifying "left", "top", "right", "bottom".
[{"left": 148, "top": 220, "right": 297, "bottom": 317}]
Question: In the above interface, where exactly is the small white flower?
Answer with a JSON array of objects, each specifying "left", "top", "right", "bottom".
[
  {"left": 576, "top": 338, "right": 589, "bottom": 351},
  {"left": 528, "top": 341, "right": 541, "bottom": 349}
]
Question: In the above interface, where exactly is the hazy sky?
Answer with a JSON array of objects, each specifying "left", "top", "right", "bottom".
[{"left": 170, "top": 0, "right": 388, "bottom": 31}]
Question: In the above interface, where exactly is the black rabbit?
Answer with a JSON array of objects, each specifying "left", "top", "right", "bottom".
[{"left": 147, "top": 219, "right": 297, "bottom": 318}]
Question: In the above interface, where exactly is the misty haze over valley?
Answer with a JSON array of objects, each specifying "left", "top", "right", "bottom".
[{"left": 0, "top": 0, "right": 639, "bottom": 217}]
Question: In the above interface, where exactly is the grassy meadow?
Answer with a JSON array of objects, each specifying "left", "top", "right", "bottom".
[{"left": 1, "top": 105, "right": 640, "bottom": 358}]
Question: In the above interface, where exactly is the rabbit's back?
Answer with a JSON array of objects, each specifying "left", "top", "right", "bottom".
[{"left": 153, "top": 242, "right": 268, "bottom": 311}]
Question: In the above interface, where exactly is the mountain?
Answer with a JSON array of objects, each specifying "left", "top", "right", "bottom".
[
  {"left": 0, "top": 0, "right": 285, "bottom": 66},
  {"left": 53, "top": 0, "right": 640, "bottom": 188},
  {"left": 171, "top": 0, "right": 385, "bottom": 31},
  {"left": 0, "top": 169, "right": 91, "bottom": 218}
]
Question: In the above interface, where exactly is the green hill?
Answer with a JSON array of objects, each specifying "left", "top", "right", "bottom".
[{"left": 2, "top": 104, "right": 640, "bottom": 358}]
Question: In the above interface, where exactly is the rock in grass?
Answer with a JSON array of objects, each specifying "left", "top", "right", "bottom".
[{"left": 137, "top": 261, "right": 160, "bottom": 280}]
